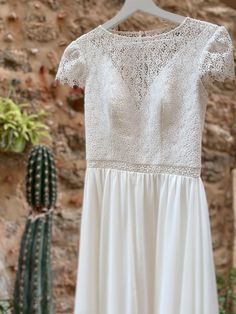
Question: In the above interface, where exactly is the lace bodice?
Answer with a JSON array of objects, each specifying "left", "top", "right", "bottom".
[{"left": 55, "top": 16, "right": 235, "bottom": 178}]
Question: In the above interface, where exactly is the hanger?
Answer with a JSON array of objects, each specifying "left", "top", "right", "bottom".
[{"left": 100, "top": 0, "right": 187, "bottom": 30}]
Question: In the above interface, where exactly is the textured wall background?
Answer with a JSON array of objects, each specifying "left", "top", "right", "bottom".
[{"left": 0, "top": 0, "right": 235, "bottom": 313}]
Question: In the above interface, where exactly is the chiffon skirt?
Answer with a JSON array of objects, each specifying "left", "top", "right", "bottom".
[{"left": 74, "top": 167, "right": 219, "bottom": 314}]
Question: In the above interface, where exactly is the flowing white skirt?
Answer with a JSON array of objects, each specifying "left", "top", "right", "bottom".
[{"left": 74, "top": 167, "right": 219, "bottom": 314}]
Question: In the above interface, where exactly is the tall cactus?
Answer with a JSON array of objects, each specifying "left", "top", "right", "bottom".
[{"left": 13, "top": 145, "right": 57, "bottom": 314}]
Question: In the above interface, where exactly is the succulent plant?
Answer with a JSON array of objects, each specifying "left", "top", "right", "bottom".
[
  {"left": 13, "top": 145, "right": 57, "bottom": 314},
  {"left": 26, "top": 145, "right": 57, "bottom": 210}
]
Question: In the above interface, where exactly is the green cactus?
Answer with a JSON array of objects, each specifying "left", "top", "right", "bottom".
[
  {"left": 13, "top": 145, "right": 57, "bottom": 314},
  {"left": 26, "top": 145, "right": 57, "bottom": 210}
]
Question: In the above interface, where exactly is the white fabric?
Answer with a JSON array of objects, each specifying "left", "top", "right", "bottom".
[
  {"left": 54, "top": 16, "right": 235, "bottom": 314},
  {"left": 55, "top": 17, "right": 235, "bottom": 176},
  {"left": 74, "top": 168, "right": 219, "bottom": 314},
  {"left": 198, "top": 25, "right": 236, "bottom": 87}
]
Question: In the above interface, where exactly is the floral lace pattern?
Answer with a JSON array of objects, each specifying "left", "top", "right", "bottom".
[
  {"left": 88, "top": 17, "right": 206, "bottom": 110},
  {"left": 55, "top": 17, "right": 235, "bottom": 177},
  {"left": 198, "top": 25, "right": 235, "bottom": 88},
  {"left": 55, "top": 37, "right": 87, "bottom": 88}
]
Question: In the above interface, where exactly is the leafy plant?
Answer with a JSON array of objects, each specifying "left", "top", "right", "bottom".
[
  {"left": 0, "top": 299, "right": 13, "bottom": 314},
  {"left": 0, "top": 97, "right": 51, "bottom": 153},
  {"left": 217, "top": 268, "right": 236, "bottom": 314}
]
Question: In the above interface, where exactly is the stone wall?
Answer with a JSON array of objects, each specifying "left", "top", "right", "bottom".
[{"left": 0, "top": 0, "right": 235, "bottom": 313}]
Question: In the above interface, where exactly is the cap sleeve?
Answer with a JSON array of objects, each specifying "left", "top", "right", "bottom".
[
  {"left": 198, "top": 25, "right": 235, "bottom": 87},
  {"left": 55, "top": 39, "right": 87, "bottom": 88}
]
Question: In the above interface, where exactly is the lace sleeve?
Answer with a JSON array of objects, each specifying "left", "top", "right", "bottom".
[
  {"left": 55, "top": 39, "right": 87, "bottom": 88},
  {"left": 198, "top": 25, "right": 235, "bottom": 87}
]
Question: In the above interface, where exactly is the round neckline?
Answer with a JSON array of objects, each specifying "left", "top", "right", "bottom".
[{"left": 98, "top": 16, "right": 191, "bottom": 41}]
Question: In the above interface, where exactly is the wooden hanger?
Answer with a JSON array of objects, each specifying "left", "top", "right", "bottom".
[{"left": 101, "top": 0, "right": 187, "bottom": 30}]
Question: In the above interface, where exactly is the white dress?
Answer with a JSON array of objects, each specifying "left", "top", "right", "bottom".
[{"left": 55, "top": 16, "right": 235, "bottom": 314}]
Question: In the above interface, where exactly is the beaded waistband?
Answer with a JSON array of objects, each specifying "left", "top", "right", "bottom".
[{"left": 86, "top": 159, "right": 201, "bottom": 178}]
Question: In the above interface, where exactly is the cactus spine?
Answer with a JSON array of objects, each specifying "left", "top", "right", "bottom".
[{"left": 13, "top": 145, "right": 57, "bottom": 314}]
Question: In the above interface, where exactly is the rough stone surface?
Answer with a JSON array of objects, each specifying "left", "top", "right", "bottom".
[{"left": 0, "top": 0, "right": 235, "bottom": 313}]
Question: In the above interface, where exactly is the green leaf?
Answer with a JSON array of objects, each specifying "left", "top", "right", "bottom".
[{"left": 0, "top": 96, "right": 51, "bottom": 153}]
